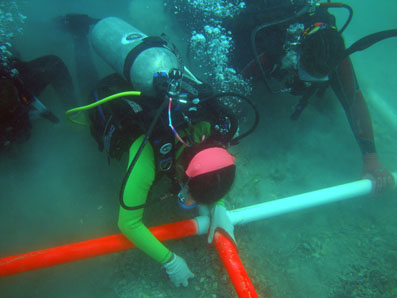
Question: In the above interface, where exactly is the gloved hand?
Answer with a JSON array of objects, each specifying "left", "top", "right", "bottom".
[
  {"left": 163, "top": 253, "right": 195, "bottom": 287},
  {"left": 207, "top": 205, "right": 236, "bottom": 245},
  {"left": 362, "top": 153, "right": 395, "bottom": 194}
]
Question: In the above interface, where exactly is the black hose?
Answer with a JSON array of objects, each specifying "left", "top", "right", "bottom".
[
  {"left": 320, "top": 3, "right": 353, "bottom": 34},
  {"left": 203, "top": 92, "right": 260, "bottom": 143},
  {"left": 251, "top": 5, "right": 311, "bottom": 94},
  {"left": 338, "top": 4, "right": 353, "bottom": 34},
  {"left": 119, "top": 98, "right": 168, "bottom": 210},
  {"left": 343, "top": 29, "right": 397, "bottom": 58}
]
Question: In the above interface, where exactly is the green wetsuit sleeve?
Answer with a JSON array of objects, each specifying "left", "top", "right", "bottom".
[
  {"left": 215, "top": 198, "right": 225, "bottom": 207},
  {"left": 117, "top": 135, "right": 172, "bottom": 264}
]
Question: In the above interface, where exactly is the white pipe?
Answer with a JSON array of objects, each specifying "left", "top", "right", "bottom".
[
  {"left": 195, "top": 172, "right": 397, "bottom": 235},
  {"left": 196, "top": 215, "right": 210, "bottom": 235}
]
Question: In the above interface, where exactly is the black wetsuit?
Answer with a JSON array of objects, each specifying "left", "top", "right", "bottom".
[
  {"left": 227, "top": 4, "right": 377, "bottom": 156},
  {"left": 0, "top": 55, "right": 75, "bottom": 151}
]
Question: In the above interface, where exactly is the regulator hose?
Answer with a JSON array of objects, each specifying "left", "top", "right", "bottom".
[
  {"left": 65, "top": 91, "right": 141, "bottom": 125},
  {"left": 119, "top": 98, "right": 169, "bottom": 210},
  {"left": 343, "top": 29, "right": 397, "bottom": 59},
  {"left": 202, "top": 92, "right": 260, "bottom": 144},
  {"left": 251, "top": 5, "right": 311, "bottom": 93},
  {"left": 320, "top": 2, "right": 353, "bottom": 34}
]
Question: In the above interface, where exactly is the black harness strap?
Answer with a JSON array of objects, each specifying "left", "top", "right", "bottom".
[{"left": 123, "top": 36, "right": 168, "bottom": 82}]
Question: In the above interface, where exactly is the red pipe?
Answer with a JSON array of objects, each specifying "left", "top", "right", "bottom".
[
  {"left": 214, "top": 232, "right": 259, "bottom": 298},
  {"left": 0, "top": 219, "right": 198, "bottom": 277}
]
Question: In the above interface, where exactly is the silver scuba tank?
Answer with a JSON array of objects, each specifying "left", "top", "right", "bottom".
[{"left": 90, "top": 17, "right": 180, "bottom": 97}]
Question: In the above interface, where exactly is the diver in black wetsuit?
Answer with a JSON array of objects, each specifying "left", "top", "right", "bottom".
[
  {"left": 225, "top": 0, "right": 396, "bottom": 194},
  {"left": 0, "top": 53, "right": 76, "bottom": 151}
]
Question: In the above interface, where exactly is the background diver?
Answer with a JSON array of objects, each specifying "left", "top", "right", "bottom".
[
  {"left": 0, "top": 51, "right": 76, "bottom": 151},
  {"left": 225, "top": 0, "right": 396, "bottom": 193}
]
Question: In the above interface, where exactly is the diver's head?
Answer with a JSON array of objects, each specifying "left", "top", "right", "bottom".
[
  {"left": 298, "top": 23, "right": 345, "bottom": 81},
  {"left": 178, "top": 147, "right": 236, "bottom": 208}
]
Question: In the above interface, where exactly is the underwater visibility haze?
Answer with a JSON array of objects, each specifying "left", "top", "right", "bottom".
[{"left": 0, "top": 0, "right": 397, "bottom": 297}]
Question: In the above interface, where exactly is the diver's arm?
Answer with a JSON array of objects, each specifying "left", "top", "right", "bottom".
[
  {"left": 117, "top": 135, "right": 172, "bottom": 264},
  {"left": 330, "top": 57, "right": 394, "bottom": 192},
  {"left": 14, "top": 55, "right": 77, "bottom": 107},
  {"left": 330, "top": 57, "right": 376, "bottom": 155}
]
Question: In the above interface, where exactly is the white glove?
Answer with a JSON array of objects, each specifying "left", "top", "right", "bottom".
[
  {"left": 207, "top": 205, "right": 236, "bottom": 245},
  {"left": 163, "top": 253, "right": 195, "bottom": 287}
]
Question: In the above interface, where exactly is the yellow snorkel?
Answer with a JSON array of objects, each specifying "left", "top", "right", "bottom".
[{"left": 65, "top": 91, "right": 141, "bottom": 125}]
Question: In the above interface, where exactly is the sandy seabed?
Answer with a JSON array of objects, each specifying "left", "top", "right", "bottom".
[{"left": 1, "top": 1, "right": 396, "bottom": 297}]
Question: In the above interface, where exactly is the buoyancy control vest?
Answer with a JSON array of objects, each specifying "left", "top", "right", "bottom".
[{"left": 88, "top": 73, "right": 238, "bottom": 173}]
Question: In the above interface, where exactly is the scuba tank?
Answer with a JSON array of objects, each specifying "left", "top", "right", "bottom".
[
  {"left": 90, "top": 17, "right": 181, "bottom": 97},
  {"left": 87, "top": 18, "right": 260, "bottom": 210}
]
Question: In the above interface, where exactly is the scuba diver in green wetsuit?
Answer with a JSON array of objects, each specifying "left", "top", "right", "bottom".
[
  {"left": 89, "top": 71, "right": 240, "bottom": 288},
  {"left": 61, "top": 15, "right": 258, "bottom": 287}
]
